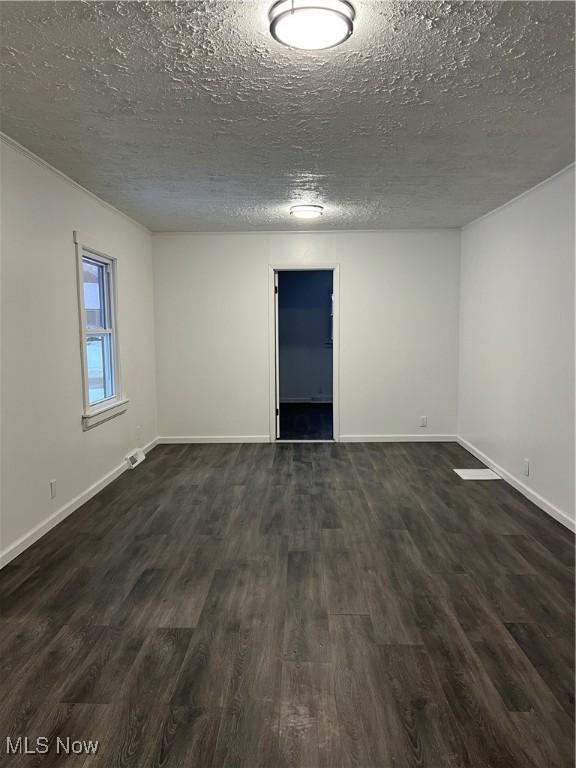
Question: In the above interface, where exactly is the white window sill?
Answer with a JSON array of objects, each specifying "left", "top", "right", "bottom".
[{"left": 82, "top": 398, "right": 129, "bottom": 431}]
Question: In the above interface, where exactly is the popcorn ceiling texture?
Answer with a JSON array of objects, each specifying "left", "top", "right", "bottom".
[{"left": 0, "top": 0, "right": 574, "bottom": 231}]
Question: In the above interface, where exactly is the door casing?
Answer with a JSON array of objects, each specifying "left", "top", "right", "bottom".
[{"left": 268, "top": 264, "right": 340, "bottom": 442}]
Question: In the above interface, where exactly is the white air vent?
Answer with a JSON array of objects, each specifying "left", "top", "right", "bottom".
[
  {"left": 125, "top": 448, "right": 146, "bottom": 469},
  {"left": 453, "top": 468, "right": 500, "bottom": 480}
]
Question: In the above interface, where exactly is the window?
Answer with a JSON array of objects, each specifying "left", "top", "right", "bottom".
[
  {"left": 82, "top": 255, "right": 116, "bottom": 405},
  {"left": 75, "top": 235, "right": 128, "bottom": 429}
]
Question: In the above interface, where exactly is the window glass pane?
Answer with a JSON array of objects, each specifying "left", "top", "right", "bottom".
[
  {"left": 86, "top": 334, "right": 115, "bottom": 405},
  {"left": 83, "top": 258, "right": 107, "bottom": 330}
]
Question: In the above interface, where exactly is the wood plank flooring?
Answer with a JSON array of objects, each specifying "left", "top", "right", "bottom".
[{"left": 0, "top": 442, "right": 573, "bottom": 767}]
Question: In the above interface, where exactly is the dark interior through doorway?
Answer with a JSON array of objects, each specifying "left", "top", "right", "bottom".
[{"left": 277, "top": 270, "right": 333, "bottom": 440}]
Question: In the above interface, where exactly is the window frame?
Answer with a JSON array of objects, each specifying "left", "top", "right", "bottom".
[{"left": 74, "top": 233, "right": 128, "bottom": 430}]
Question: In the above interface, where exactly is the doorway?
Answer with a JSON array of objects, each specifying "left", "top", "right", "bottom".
[{"left": 271, "top": 268, "right": 338, "bottom": 441}]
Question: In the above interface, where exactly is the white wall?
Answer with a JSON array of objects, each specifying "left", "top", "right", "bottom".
[
  {"left": 152, "top": 231, "right": 461, "bottom": 441},
  {"left": 1, "top": 139, "right": 157, "bottom": 564},
  {"left": 458, "top": 166, "right": 575, "bottom": 528}
]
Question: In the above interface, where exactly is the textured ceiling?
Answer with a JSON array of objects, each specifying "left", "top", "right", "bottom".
[{"left": 0, "top": 0, "right": 574, "bottom": 231}]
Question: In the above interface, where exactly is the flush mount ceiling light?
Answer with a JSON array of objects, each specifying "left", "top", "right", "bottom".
[
  {"left": 290, "top": 204, "right": 324, "bottom": 219},
  {"left": 269, "top": 0, "right": 355, "bottom": 50}
]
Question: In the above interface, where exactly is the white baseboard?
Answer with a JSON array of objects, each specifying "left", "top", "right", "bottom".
[
  {"left": 4, "top": 432, "right": 569, "bottom": 570},
  {"left": 0, "top": 437, "right": 160, "bottom": 570},
  {"left": 341, "top": 434, "right": 457, "bottom": 443},
  {"left": 0, "top": 462, "right": 127, "bottom": 569},
  {"left": 157, "top": 435, "right": 271, "bottom": 444},
  {"left": 457, "top": 436, "right": 575, "bottom": 533},
  {"left": 142, "top": 437, "right": 159, "bottom": 453}
]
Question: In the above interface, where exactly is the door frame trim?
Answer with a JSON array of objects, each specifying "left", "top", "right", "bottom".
[{"left": 268, "top": 264, "right": 340, "bottom": 443}]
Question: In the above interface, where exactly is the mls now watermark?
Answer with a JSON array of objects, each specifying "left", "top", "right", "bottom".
[{"left": 5, "top": 736, "right": 100, "bottom": 756}]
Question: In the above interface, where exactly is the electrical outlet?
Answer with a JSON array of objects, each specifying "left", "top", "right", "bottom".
[
  {"left": 419, "top": 415, "right": 428, "bottom": 428},
  {"left": 49, "top": 479, "right": 57, "bottom": 499},
  {"left": 522, "top": 458, "right": 530, "bottom": 477}
]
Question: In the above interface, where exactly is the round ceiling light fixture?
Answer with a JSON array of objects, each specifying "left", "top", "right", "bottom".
[
  {"left": 290, "top": 204, "right": 324, "bottom": 219},
  {"left": 269, "top": 0, "right": 355, "bottom": 50}
]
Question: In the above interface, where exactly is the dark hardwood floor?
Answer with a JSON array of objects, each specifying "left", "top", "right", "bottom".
[{"left": 0, "top": 442, "right": 573, "bottom": 767}]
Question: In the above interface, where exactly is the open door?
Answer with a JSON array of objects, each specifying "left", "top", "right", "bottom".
[
  {"left": 274, "top": 269, "right": 334, "bottom": 440},
  {"left": 274, "top": 271, "right": 280, "bottom": 439}
]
